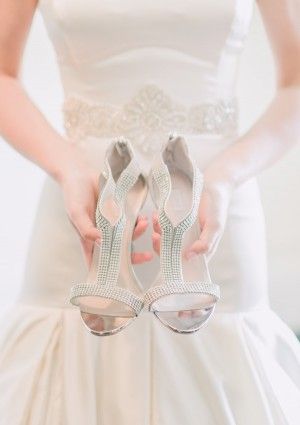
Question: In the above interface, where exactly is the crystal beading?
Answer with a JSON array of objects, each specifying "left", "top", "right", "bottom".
[
  {"left": 62, "top": 84, "right": 238, "bottom": 154},
  {"left": 144, "top": 134, "right": 221, "bottom": 309},
  {"left": 144, "top": 281, "right": 220, "bottom": 308},
  {"left": 69, "top": 138, "right": 145, "bottom": 315}
]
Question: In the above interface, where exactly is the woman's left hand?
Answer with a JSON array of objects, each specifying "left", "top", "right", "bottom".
[
  {"left": 185, "top": 181, "right": 232, "bottom": 261},
  {"left": 152, "top": 180, "right": 233, "bottom": 262},
  {"left": 131, "top": 215, "right": 153, "bottom": 264}
]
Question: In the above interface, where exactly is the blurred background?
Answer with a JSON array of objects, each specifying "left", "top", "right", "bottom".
[{"left": 0, "top": 4, "right": 299, "bottom": 332}]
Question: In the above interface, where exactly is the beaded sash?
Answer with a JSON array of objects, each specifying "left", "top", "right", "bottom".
[{"left": 62, "top": 83, "right": 238, "bottom": 154}]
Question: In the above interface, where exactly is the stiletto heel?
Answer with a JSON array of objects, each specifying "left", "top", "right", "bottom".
[
  {"left": 144, "top": 133, "right": 220, "bottom": 334},
  {"left": 69, "top": 137, "right": 147, "bottom": 336}
]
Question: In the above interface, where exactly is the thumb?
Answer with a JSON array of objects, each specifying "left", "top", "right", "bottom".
[
  {"left": 80, "top": 237, "right": 97, "bottom": 269},
  {"left": 72, "top": 209, "right": 101, "bottom": 242},
  {"left": 185, "top": 224, "right": 219, "bottom": 259}
]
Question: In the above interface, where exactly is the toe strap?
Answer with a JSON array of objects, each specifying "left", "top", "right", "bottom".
[
  {"left": 144, "top": 281, "right": 220, "bottom": 309},
  {"left": 70, "top": 283, "right": 144, "bottom": 315}
]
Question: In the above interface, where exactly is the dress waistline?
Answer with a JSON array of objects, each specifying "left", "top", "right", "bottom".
[{"left": 62, "top": 83, "right": 238, "bottom": 154}]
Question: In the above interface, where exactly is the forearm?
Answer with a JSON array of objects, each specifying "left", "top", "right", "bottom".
[
  {"left": 0, "top": 73, "right": 84, "bottom": 183},
  {"left": 204, "top": 84, "right": 300, "bottom": 188}
]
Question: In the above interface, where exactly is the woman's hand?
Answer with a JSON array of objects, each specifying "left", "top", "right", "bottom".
[
  {"left": 59, "top": 158, "right": 152, "bottom": 268},
  {"left": 152, "top": 180, "right": 233, "bottom": 262},
  {"left": 185, "top": 181, "right": 232, "bottom": 261}
]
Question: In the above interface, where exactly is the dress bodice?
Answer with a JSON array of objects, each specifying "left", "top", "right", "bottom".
[{"left": 38, "top": 0, "right": 254, "bottom": 150}]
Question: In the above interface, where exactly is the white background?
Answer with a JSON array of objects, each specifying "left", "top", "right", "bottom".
[{"left": 0, "top": 5, "right": 299, "bottom": 329}]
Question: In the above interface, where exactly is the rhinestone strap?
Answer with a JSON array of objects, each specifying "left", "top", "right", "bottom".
[
  {"left": 70, "top": 284, "right": 144, "bottom": 315},
  {"left": 96, "top": 138, "right": 141, "bottom": 212},
  {"left": 151, "top": 137, "right": 204, "bottom": 285},
  {"left": 96, "top": 139, "right": 142, "bottom": 288},
  {"left": 63, "top": 83, "right": 238, "bottom": 154},
  {"left": 69, "top": 138, "right": 144, "bottom": 312},
  {"left": 145, "top": 135, "right": 220, "bottom": 308},
  {"left": 144, "top": 281, "right": 220, "bottom": 309}
]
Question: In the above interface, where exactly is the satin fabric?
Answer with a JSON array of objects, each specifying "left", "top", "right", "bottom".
[
  {"left": 1, "top": 0, "right": 300, "bottom": 423},
  {"left": 37, "top": 0, "right": 253, "bottom": 103}
]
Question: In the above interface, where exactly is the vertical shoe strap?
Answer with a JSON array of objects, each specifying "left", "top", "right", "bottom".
[
  {"left": 151, "top": 154, "right": 204, "bottom": 286},
  {"left": 144, "top": 136, "right": 220, "bottom": 308},
  {"left": 69, "top": 137, "right": 145, "bottom": 314},
  {"left": 95, "top": 142, "right": 141, "bottom": 288}
]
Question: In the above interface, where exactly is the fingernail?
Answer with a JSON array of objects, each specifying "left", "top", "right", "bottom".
[
  {"left": 145, "top": 252, "right": 153, "bottom": 261},
  {"left": 95, "top": 238, "right": 101, "bottom": 245},
  {"left": 186, "top": 251, "right": 197, "bottom": 260}
]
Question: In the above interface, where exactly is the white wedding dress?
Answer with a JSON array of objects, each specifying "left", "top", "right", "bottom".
[{"left": 1, "top": 0, "right": 300, "bottom": 424}]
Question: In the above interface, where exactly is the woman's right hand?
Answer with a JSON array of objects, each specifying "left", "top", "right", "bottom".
[
  {"left": 59, "top": 156, "right": 152, "bottom": 268},
  {"left": 59, "top": 159, "right": 102, "bottom": 268}
]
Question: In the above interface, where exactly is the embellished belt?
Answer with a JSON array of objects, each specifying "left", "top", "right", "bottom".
[{"left": 62, "top": 84, "right": 238, "bottom": 154}]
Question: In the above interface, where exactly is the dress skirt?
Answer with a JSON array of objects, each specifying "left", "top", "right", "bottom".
[{"left": 0, "top": 133, "right": 300, "bottom": 425}]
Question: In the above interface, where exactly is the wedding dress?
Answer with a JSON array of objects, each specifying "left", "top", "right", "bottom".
[{"left": 1, "top": 0, "right": 300, "bottom": 423}]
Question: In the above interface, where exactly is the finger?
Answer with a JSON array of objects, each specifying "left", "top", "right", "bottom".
[
  {"left": 185, "top": 224, "right": 220, "bottom": 259},
  {"left": 152, "top": 232, "right": 161, "bottom": 256},
  {"left": 80, "top": 237, "right": 95, "bottom": 268},
  {"left": 137, "top": 214, "right": 148, "bottom": 222},
  {"left": 131, "top": 251, "right": 153, "bottom": 264},
  {"left": 205, "top": 234, "right": 222, "bottom": 262},
  {"left": 133, "top": 216, "right": 148, "bottom": 240},
  {"left": 178, "top": 310, "right": 197, "bottom": 318},
  {"left": 152, "top": 213, "right": 161, "bottom": 235},
  {"left": 72, "top": 210, "right": 101, "bottom": 242}
]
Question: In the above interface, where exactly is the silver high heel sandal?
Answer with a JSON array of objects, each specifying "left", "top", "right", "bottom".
[
  {"left": 69, "top": 137, "right": 147, "bottom": 336},
  {"left": 144, "top": 134, "right": 220, "bottom": 334}
]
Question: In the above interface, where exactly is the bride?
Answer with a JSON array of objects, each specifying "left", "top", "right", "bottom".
[{"left": 0, "top": 0, "right": 300, "bottom": 423}]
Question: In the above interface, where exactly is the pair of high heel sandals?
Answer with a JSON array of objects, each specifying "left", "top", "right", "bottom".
[{"left": 69, "top": 133, "right": 220, "bottom": 336}]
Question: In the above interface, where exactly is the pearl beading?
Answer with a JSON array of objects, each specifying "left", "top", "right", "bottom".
[{"left": 62, "top": 84, "right": 238, "bottom": 153}]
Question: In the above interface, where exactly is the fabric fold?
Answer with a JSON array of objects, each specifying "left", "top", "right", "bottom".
[{"left": 0, "top": 303, "right": 300, "bottom": 424}]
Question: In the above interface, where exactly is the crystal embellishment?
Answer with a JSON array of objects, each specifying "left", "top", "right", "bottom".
[{"left": 62, "top": 84, "right": 238, "bottom": 154}]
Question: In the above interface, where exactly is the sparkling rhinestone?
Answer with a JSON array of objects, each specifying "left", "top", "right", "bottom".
[{"left": 62, "top": 84, "right": 238, "bottom": 155}]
